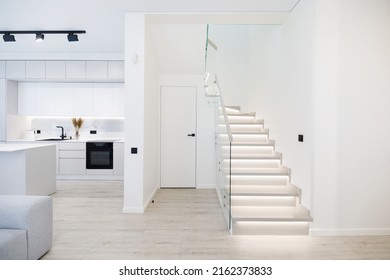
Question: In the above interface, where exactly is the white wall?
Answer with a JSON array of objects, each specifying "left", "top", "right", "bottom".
[
  {"left": 143, "top": 18, "right": 160, "bottom": 208},
  {"left": 0, "top": 80, "right": 5, "bottom": 141},
  {"left": 123, "top": 13, "right": 146, "bottom": 213},
  {"left": 337, "top": 0, "right": 390, "bottom": 232},
  {"left": 249, "top": 0, "right": 314, "bottom": 208},
  {"left": 311, "top": 0, "right": 390, "bottom": 235}
]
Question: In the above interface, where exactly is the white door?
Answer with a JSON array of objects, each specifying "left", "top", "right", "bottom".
[{"left": 160, "top": 86, "right": 196, "bottom": 188}]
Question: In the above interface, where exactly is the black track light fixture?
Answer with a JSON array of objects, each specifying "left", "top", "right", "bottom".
[
  {"left": 67, "top": 33, "right": 78, "bottom": 42},
  {"left": 35, "top": 33, "right": 44, "bottom": 42},
  {"left": 0, "top": 30, "right": 86, "bottom": 42},
  {"left": 3, "top": 33, "right": 15, "bottom": 42}
]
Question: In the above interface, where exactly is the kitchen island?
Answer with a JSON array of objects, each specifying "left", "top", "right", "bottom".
[{"left": 0, "top": 143, "right": 56, "bottom": 195}]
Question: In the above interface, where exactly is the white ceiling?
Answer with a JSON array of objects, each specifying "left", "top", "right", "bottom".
[{"left": 0, "top": 0, "right": 300, "bottom": 59}]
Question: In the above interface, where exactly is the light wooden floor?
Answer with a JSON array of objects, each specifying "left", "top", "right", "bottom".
[{"left": 42, "top": 181, "right": 390, "bottom": 260}]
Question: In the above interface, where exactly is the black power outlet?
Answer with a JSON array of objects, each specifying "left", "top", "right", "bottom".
[{"left": 298, "top": 134, "right": 304, "bottom": 142}]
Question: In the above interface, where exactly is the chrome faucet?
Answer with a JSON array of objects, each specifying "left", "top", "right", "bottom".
[{"left": 56, "top": 126, "right": 66, "bottom": 139}]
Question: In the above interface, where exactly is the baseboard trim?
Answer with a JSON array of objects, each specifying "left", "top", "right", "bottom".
[
  {"left": 196, "top": 184, "right": 216, "bottom": 189},
  {"left": 143, "top": 185, "right": 159, "bottom": 211},
  {"left": 122, "top": 207, "right": 144, "bottom": 214},
  {"left": 310, "top": 228, "right": 390, "bottom": 236}
]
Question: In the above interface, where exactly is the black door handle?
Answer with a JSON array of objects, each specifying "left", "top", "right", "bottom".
[{"left": 187, "top": 133, "right": 196, "bottom": 137}]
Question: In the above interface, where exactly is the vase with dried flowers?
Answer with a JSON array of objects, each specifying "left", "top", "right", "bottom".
[{"left": 71, "top": 117, "right": 84, "bottom": 140}]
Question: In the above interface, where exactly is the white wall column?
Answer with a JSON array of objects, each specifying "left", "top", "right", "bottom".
[{"left": 123, "top": 13, "right": 146, "bottom": 213}]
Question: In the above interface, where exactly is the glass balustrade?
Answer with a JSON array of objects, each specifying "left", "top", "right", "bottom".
[{"left": 205, "top": 25, "right": 232, "bottom": 230}]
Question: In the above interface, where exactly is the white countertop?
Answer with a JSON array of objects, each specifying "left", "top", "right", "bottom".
[
  {"left": 7, "top": 138, "right": 124, "bottom": 143},
  {"left": 0, "top": 143, "right": 56, "bottom": 152}
]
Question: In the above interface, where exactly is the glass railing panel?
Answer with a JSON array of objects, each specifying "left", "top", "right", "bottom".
[{"left": 212, "top": 75, "right": 232, "bottom": 230}]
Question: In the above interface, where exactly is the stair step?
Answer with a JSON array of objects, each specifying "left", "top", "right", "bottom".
[
  {"left": 230, "top": 140, "right": 275, "bottom": 147},
  {"left": 227, "top": 112, "right": 256, "bottom": 117},
  {"left": 231, "top": 205, "right": 312, "bottom": 222},
  {"left": 229, "top": 158, "right": 281, "bottom": 169},
  {"left": 225, "top": 106, "right": 240, "bottom": 113},
  {"left": 230, "top": 166, "right": 290, "bottom": 176},
  {"left": 231, "top": 184, "right": 299, "bottom": 197},
  {"left": 230, "top": 152, "right": 281, "bottom": 160},
  {"left": 230, "top": 123, "right": 264, "bottom": 131},
  {"left": 231, "top": 195, "right": 297, "bottom": 207}
]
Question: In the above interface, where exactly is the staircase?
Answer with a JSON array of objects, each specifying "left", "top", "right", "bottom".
[{"left": 218, "top": 106, "right": 312, "bottom": 235}]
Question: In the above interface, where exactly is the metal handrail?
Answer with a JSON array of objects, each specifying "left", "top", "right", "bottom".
[{"left": 215, "top": 75, "right": 233, "bottom": 143}]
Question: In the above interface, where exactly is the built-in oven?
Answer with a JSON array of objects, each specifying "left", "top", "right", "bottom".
[{"left": 86, "top": 142, "right": 113, "bottom": 169}]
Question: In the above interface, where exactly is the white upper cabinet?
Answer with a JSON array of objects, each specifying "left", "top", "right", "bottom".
[
  {"left": 0, "top": 61, "right": 5, "bottom": 78},
  {"left": 108, "top": 61, "right": 124, "bottom": 80},
  {"left": 46, "top": 61, "right": 66, "bottom": 79},
  {"left": 3, "top": 60, "right": 123, "bottom": 81},
  {"left": 35, "top": 83, "right": 55, "bottom": 116},
  {"left": 26, "top": 61, "right": 46, "bottom": 79},
  {"left": 18, "top": 82, "right": 36, "bottom": 115},
  {"left": 92, "top": 83, "right": 112, "bottom": 116},
  {"left": 6, "top": 61, "right": 26, "bottom": 80},
  {"left": 66, "top": 61, "right": 86, "bottom": 79},
  {"left": 54, "top": 83, "right": 74, "bottom": 116},
  {"left": 112, "top": 83, "right": 125, "bottom": 117},
  {"left": 74, "top": 83, "right": 93, "bottom": 116},
  {"left": 86, "top": 61, "right": 108, "bottom": 79},
  {"left": 18, "top": 82, "right": 124, "bottom": 117}
]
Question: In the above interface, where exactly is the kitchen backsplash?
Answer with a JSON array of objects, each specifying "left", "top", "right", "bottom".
[{"left": 31, "top": 117, "right": 124, "bottom": 140}]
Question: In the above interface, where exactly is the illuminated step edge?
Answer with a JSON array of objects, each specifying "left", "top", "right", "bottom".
[
  {"left": 231, "top": 184, "right": 300, "bottom": 197},
  {"left": 231, "top": 205, "right": 312, "bottom": 222},
  {"left": 228, "top": 166, "right": 291, "bottom": 176},
  {"left": 232, "top": 220, "right": 310, "bottom": 235},
  {"left": 224, "top": 106, "right": 241, "bottom": 114}
]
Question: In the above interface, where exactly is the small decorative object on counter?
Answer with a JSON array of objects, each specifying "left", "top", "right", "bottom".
[{"left": 71, "top": 117, "right": 84, "bottom": 140}]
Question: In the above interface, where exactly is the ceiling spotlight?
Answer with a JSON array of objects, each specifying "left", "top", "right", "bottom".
[
  {"left": 35, "top": 33, "right": 44, "bottom": 42},
  {"left": 67, "top": 33, "right": 78, "bottom": 42},
  {"left": 3, "top": 33, "right": 15, "bottom": 42}
]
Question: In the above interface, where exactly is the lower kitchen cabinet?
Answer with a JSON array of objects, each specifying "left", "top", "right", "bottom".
[
  {"left": 59, "top": 158, "right": 86, "bottom": 175},
  {"left": 58, "top": 142, "right": 86, "bottom": 175},
  {"left": 57, "top": 140, "right": 124, "bottom": 180}
]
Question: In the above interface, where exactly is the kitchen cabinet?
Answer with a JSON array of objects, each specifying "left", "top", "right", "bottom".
[
  {"left": 18, "top": 81, "right": 124, "bottom": 117},
  {"left": 108, "top": 61, "right": 124, "bottom": 80},
  {"left": 113, "top": 142, "right": 124, "bottom": 175},
  {"left": 0, "top": 61, "right": 5, "bottom": 78},
  {"left": 58, "top": 142, "right": 86, "bottom": 175},
  {"left": 35, "top": 83, "right": 55, "bottom": 116},
  {"left": 54, "top": 83, "right": 74, "bottom": 116},
  {"left": 6, "top": 61, "right": 26, "bottom": 80},
  {"left": 66, "top": 61, "right": 86, "bottom": 79},
  {"left": 18, "top": 82, "right": 36, "bottom": 115},
  {"left": 86, "top": 61, "right": 108, "bottom": 79},
  {"left": 74, "top": 83, "right": 93, "bottom": 116},
  {"left": 46, "top": 61, "right": 66, "bottom": 79},
  {"left": 93, "top": 83, "right": 112, "bottom": 116},
  {"left": 26, "top": 61, "right": 46, "bottom": 79},
  {"left": 112, "top": 83, "right": 125, "bottom": 117}
]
